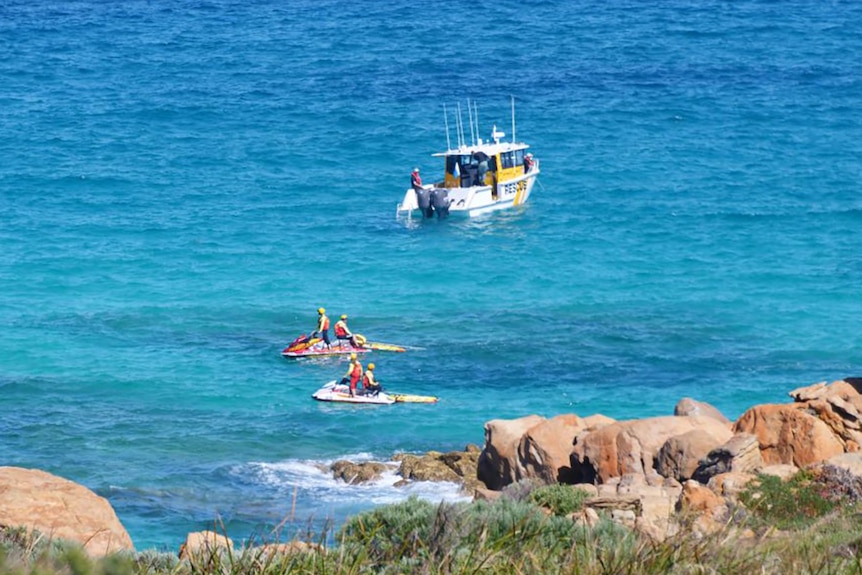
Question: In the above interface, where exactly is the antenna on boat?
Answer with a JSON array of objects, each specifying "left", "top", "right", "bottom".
[
  {"left": 467, "top": 98, "right": 475, "bottom": 146},
  {"left": 511, "top": 95, "right": 516, "bottom": 143},
  {"left": 443, "top": 104, "right": 451, "bottom": 151},
  {"left": 473, "top": 101, "right": 480, "bottom": 144},
  {"left": 457, "top": 102, "right": 466, "bottom": 148}
]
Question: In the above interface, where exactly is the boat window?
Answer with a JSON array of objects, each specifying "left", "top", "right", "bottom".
[
  {"left": 446, "top": 155, "right": 477, "bottom": 176},
  {"left": 446, "top": 156, "right": 458, "bottom": 175},
  {"left": 515, "top": 149, "right": 525, "bottom": 166},
  {"left": 500, "top": 151, "right": 517, "bottom": 169}
]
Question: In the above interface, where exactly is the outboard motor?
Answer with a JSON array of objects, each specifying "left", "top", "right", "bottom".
[
  {"left": 429, "top": 189, "right": 451, "bottom": 219},
  {"left": 415, "top": 188, "right": 434, "bottom": 218}
]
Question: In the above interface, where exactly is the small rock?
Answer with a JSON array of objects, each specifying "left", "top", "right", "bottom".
[
  {"left": 179, "top": 531, "right": 233, "bottom": 560},
  {"left": 331, "top": 460, "right": 389, "bottom": 484}
]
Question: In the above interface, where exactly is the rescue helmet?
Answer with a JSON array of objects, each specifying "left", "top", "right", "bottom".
[
  {"left": 526, "top": 153, "right": 533, "bottom": 158},
  {"left": 340, "top": 314, "right": 348, "bottom": 320},
  {"left": 413, "top": 167, "right": 419, "bottom": 173},
  {"left": 318, "top": 307, "right": 325, "bottom": 314},
  {"left": 349, "top": 353, "right": 357, "bottom": 360},
  {"left": 368, "top": 363, "right": 375, "bottom": 370}
]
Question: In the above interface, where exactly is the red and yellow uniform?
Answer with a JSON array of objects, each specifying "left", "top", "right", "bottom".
[
  {"left": 362, "top": 363, "right": 382, "bottom": 394},
  {"left": 314, "top": 307, "right": 331, "bottom": 346}
]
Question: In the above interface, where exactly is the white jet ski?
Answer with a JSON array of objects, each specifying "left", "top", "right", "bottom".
[{"left": 311, "top": 381, "right": 396, "bottom": 405}]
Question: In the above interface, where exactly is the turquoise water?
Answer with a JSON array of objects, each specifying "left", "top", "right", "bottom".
[{"left": 2, "top": 0, "right": 861, "bottom": 551}]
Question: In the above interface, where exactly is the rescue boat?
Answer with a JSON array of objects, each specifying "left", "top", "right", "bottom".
[{"left": 396, "top": 99, "right": 540, "bottom": 219}]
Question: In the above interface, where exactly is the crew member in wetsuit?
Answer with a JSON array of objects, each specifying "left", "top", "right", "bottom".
[
  {"left": 524, "top": 152, "right": 534, "bottom": 173},
  {"left": 362, "top": 363, "right": 382, "bottom": 395},
  {"left": 411, "top": 167, "right": 423, "bottom": 191},
  {"left": 334, "top": 314, "right": 358, "bottom": 348},
  {"left": 312, "top": 307, "right": 331, "bottom": 348}
]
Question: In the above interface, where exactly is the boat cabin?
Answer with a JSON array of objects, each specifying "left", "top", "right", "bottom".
[{"left": 440, "top": 142, "right": 531, "bottom": 191}]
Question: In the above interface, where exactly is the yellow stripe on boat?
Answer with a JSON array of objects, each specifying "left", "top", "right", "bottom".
[
  {"left": 389, "top": 393, "right": 438, "bottom": 404},
  {"left": 366, "top": 341, "right": 406, "bottom": 352},
  {"left": 513, "top": 179, "right": 526, "bottom": 206}
]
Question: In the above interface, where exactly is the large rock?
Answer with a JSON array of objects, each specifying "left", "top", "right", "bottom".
[
  {"left": 438, "top": 445, "right": 481, "bottom": 480},
  {"left": 789, "top": 379, "right": 862, "bottom": 449},
  {"left": 692, "top": 433, "right": 763, "bottom": 484},
  {"left": 477, "top": 415, "right": 545, "bottom": 490},
  {"left": 517, "top": 414, "right": 586, "bottom": 484},
  {"left": 707, "top": 471, "right": 756, "bottom": 499},
  {"left": 395, "top": 447, "right": 483, "bottom": 493},
  {"left": 733, "top": 403, "right": 844, "bottom": 467},
  {"left": 396, "top": 453, "right": 460, "bottom": 483},
  {"left": 585, "top": 478, "right": 682, "bottom": 542},
  {"left": 0, "top": 467, "right": 134, "bottom": 556},
  {"left": 570, "top": 416, "right": 733, "bottom": 484},
  {"left": 676, "top": 480, "right": 728, "bottom": 536},
  {"left": 674, "top": 398, "right": 731, "bottom": 425},
  {"left": 655, "top": 428, "right": 732, "bottom": 482}
]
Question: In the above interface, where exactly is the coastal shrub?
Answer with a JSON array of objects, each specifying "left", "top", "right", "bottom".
[
  {"left": 461, "top": 497, "right": 579, "bottom": 550},
  {"left": 527, "top": 484, "right": 588, "bottom": 516},
  {"left": 818, "top": 465, "right": 862, "bottom": 502},
  {"left": 739, "top": 470, "right": 837, "bottom": 531},
  {"left": 339, "top": 496, "right": 438, "bottom": 560},
  {"left": 338, "top": 495, "right": 585, "bottom": 570},
  {"left": 132, "top": 550, "right": 181, "bottom": 575}
]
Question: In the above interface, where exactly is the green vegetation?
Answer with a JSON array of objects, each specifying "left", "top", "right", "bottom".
[
  {"left": 738, "top": 467, "right": 862, "bottom": 531},
  {"left": 5, "top": 469, "right": 862, "bottom": 574},
  {"left": 526, "top": 483, "right": 589, "bottom": 516}
]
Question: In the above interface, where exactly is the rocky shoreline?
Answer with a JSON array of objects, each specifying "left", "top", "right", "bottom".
[{"left": 3, "top": 377, "right": 862, "bottom": 555}]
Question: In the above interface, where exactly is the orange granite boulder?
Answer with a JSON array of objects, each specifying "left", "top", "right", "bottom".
[
  {"left": 733, "top": 403, "right": 844, "bottom": 467},
  {"left": 0, "top": 467, "right": 133, "bottom": 556},
  {"left": 570, "top": 416, "right": 733, "bottom": 484}
]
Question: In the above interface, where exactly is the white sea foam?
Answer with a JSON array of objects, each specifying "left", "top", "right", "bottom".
[{"left": 241, "top": 455, "right": 471, "bottom": 512}]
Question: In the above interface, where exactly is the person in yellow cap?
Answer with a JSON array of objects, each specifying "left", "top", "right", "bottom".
[
  {"left": 362, "top": 362, "right": 383, "bottom": 395},
  {"left": 334, "top": 314, "right": 359, "bottom": 348},
  {"left": 338, "top": 354, "right": 363, "bottom": 397},
  {"left": 312, "top": 307, "right": 331, "bottom": 348}
]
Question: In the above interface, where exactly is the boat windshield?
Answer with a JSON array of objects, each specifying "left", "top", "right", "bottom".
[{"left": 446, "top": 154, "right": 474, "bottom": 176}]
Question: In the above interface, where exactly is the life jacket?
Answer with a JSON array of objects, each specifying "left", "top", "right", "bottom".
[
  {"left": 350, "top": 362, "right": 363, "bottom": 384},
  {"left": 319, "top": 314, "right": 330, "bottom": 331},
  {"left": 362, "top": 371, "right": 376, "bottom": 387},
  {"left": 334, "top": 320, "right": 348, "bottom": 337},
  {"left": 412, "top": 172, "right": 422, "bottom": 188}
]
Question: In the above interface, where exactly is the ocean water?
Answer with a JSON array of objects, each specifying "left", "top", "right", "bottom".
[{"left": 2, "top": 0, "right": 861, "bottom": 551}]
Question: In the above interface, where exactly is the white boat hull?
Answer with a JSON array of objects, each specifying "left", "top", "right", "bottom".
[
  {"left": 312, "top": 381, "right": 395, "bottom": 405},
  {"left": 397, "top": 168, "right": 539, "bottom": 219}
]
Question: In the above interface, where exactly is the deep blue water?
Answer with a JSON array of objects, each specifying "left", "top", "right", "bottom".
[{"left": 2, "top": 0, "right": 861, "bottom": 551}]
